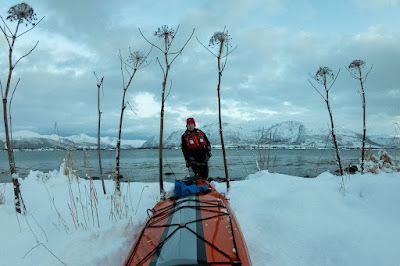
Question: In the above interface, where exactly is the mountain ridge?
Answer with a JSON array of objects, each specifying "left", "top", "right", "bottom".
[
  {"left": 0, "top": 131, "right": 144, "bottom": 150},
  {"left": 141, "top": 121, "right": 400, "bottom": 149},
  {"left": 1, "top": 121, "right": 399, "bottom": 150}
]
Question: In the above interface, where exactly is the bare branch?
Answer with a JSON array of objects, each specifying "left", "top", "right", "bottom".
[
  {"left": 9, "top": 79, "right": 20, "bottom": 109},
  {"left": 9, "top": 78, "right": 20, "bottom": 143},
  {"left": 124, "top": 64, "right": 132, "bottom": 78},
  {"left": 100, "top": 76, "right": 104, "bottom": 99},
  {"left": 119, "top": 50, "right": 126, "bottom": 89},
  {"left": 362, "top": 64, "right": 373, "bottom": 83},
  {"left": 156, "top": 57, "right": 166, "bottom": 78},
  {"left": 30, "top": 214, "right": 48, "bottom": 243},
  {"left": 126, "top": 101, "right": 137, "bottom": 115},
  {"left": 14, "top": 40, "right": 39, "bottom": 67},
  {"left": 169, "top": 28, "right": 195, "bottom": 66},
  {"left": 138, "top": 59, "right": 152, "bottom": 70},
  {"left": 137, "top": 46, "right": 153, "bottom": 70},
  {"left": 358, "top": 90, "right": 362, "bottom": 101},
  {"left": 22, "top": 243, "right": 67, "bottom": 265},
  {"left": 0, "top": 80, "right": 4, "bottom": 99},
  {"left": 94, "top": 72, "right": 105, "bottom": 101},
  {"left": 120, "top": 57, "right": 135, "bottom": 71},
  {"left": 164, "top": 79, "right": 173, "bottom": 102},
  {"left": 327, "top": 69, "right": 340, "bottom": 92},
  {"left": 347, "top": 63, "right": 373, "bottom": 85},
  {"left": 308, "top": 78, "right": 326, "bottom": 101},
  {"left": 167, "top": 24, "right": 180, "bottom": 53},
  {"left": 0, "top": 25, "right": 12, "bottom": 48},
  {"left": 94, "top": 72, "right": 104, "bottom": 89},
  {"left": 138, "top": 28, "right": 164, "bottom": 53},
  {"left": 196, "top": 36, "right": 218, "bottom": 57},
  {"left": 0, "top": 15, "right": 13, "bottom": 37},
  {"left": 221, "top": 41, "right": 230, "bottom": 72},
  {"left": 345, "top": 67, "right": 359, "bottom": 79},
  {"left": 221, "top": 44, "right": 238, "bottom": 59},
  {"left": 16, "top": 16, "right": 45, "bottom": 38}
]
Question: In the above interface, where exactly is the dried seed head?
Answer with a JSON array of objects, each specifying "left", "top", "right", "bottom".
[
  {"left": 315, "top": 66, "right": 334, "bottom": 83},
  {"left": 6, "top": 2, "right": 37, "bottom": 26},
  {"left": 154, "top": 25, "right": 175, "bottom": 40},
  {"left": 209, "top": 30, "right": 231, "bottom": 47},
  {"left": 128, "top": 51, "right": 146, "bottom": 66},
  {"left": 348, "top": 59, "right": 366, "bottom": 76},
  {"left": 349, "top": 59, "right": 365, "bottom": 69}
]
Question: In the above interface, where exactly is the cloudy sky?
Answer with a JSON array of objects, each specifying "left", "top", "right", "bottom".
[{"left": 1, "top": 0, "right": 399, "bottom": 141}]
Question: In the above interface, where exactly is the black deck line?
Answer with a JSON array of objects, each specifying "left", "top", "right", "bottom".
[{"left": 149, "top": 200, "right": 176, "bottom": 265}]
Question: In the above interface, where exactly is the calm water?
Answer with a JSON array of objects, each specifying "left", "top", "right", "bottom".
[{"left": 1, "top": 148, "right": 398, "bottom": 183}]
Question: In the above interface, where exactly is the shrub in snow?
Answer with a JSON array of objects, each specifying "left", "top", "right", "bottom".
[
  {"left": 63, "top": 152, "right": 79, "bottom": 180},
  {"left": 364, "top": 149, "right": 399, "bottom": 174}
]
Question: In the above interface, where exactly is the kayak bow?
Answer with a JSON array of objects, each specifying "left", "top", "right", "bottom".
[{"left": 124, "top": 178, "right": 251, "bottom": 265}]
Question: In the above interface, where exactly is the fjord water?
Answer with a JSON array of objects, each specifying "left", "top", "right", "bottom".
[{"left": 0, "top": 148, "right": 395, "bottom": 183}]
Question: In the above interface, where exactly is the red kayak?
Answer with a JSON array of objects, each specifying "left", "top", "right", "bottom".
[{"left": 124, "top": 178, "right": 252, "bottom": 265}]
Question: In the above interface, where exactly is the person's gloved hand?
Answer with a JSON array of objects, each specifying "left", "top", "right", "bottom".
[{"left": 206, "top": 151, "right": 212, "bottom": 158}]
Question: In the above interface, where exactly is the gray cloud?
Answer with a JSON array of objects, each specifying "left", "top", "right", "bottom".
[{"left": 1, "top": 0, "right": 399, "bottom": 141}]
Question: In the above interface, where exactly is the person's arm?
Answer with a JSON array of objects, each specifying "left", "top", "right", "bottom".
[
  {"left": 203, "top": 132, "right": 212, "bottom": 157},
  {"left": 181, "top": 134, "right": 189, "bottom": 163}
]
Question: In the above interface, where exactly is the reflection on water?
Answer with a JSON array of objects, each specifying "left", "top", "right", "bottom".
[{"left": 1, "top": 148, "right": 398, "bottom": 183}]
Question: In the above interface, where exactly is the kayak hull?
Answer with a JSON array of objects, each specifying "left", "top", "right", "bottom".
[{"left": 124, "top": 179, "right": 251, "bottom": 265}]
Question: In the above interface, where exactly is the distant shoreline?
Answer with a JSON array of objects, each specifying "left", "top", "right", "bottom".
[{"left": 1, "top": 146, "right": 399, "bottom": 152}]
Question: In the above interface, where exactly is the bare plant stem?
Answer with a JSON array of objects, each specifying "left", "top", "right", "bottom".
[
  {"left": 23, "top": 243, "right": 67, "bottom": 265},
  {"left": 116, "top": 60, "right": 138, "bottom": 192},
  {"left": 324, "top": 86, "right": 344, "bottom": 177},
  {"left": 140, "top": 26, "right": 194, "bottom": 197},
  {"left": 1, "top": 6, "right": 44, "bottom": 214},
  {"left": 310, "top": 67, "right": 344, "bottom": 178},
  {"left": 217, "top": 40, "right": 230, "bottom": 190},
  {"left": 2, "top": 20, "right": 22, "bottom": 213},
  {"left": 358, "top": 74, "right": 367, "bottom": 174},
  {"left": 159, "top": 38, "right": 171, "bottom": 196},
  {"left": 347, "top": 61, "right": 372, "bottom": 174},
  {"left": 95, "top": 74, "right": 106, "bottom": 194},
  {"left": 267, "top": 132, "right": 272, "bottom": 170}
]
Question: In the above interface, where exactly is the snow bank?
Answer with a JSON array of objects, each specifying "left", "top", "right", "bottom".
[
  {"left": 216, "top": 171, "right": 400, "bottom": 265},
  {"left": 1, "top": 168, "right": 399, "bottom": 265}
]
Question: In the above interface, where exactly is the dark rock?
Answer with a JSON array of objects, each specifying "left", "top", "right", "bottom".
[{"left": 347, "top": 165, "right": 358, "bottom": 173}]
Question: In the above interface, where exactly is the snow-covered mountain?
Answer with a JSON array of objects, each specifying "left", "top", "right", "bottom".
[
  {"left": 0, "top": 130, "right": 144, "bottom": 150},
  {"left": 140, "top": 121, "right": 400, "bottom": 149},
  {"left": 202, "top": 123, "right": 254, "bottom": 146},
  {"left": 140, "top": 135, "right": 160, "bottom": 149},
  {"left": 1, "top": 121, "right": 398, "bottom": 150},
  {"left": 259, "top": 121, "right": 307, "bottom": 145},
  {"left": 141, "top": 122, "right": 255, "bottom": 149}
]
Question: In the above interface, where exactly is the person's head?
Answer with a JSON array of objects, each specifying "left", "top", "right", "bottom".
[{"left": 186, "top": 117, "right": 195, "bottom": 131}]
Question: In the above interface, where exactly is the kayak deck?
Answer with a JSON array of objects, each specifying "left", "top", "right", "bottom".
[{"left": 124, "top": 179, "right": 251, "bottom": 265}]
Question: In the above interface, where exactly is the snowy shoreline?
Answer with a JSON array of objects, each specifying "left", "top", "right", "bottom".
[{"left": 1, "top": 166, "right": 399, "bottom": 265}]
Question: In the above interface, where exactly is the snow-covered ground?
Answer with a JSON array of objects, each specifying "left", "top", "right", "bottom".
[{"left": 1, "top": 166, "right": 399, "bottom": 265}]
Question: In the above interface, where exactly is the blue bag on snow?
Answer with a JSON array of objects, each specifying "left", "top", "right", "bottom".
[{"left": 173, "top": 180, "right": 209, "bottom": 198}]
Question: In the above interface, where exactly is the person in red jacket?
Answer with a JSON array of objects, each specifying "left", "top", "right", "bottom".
[{"left": 181, "top": 118, "right": 212, "bottom": 179}]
